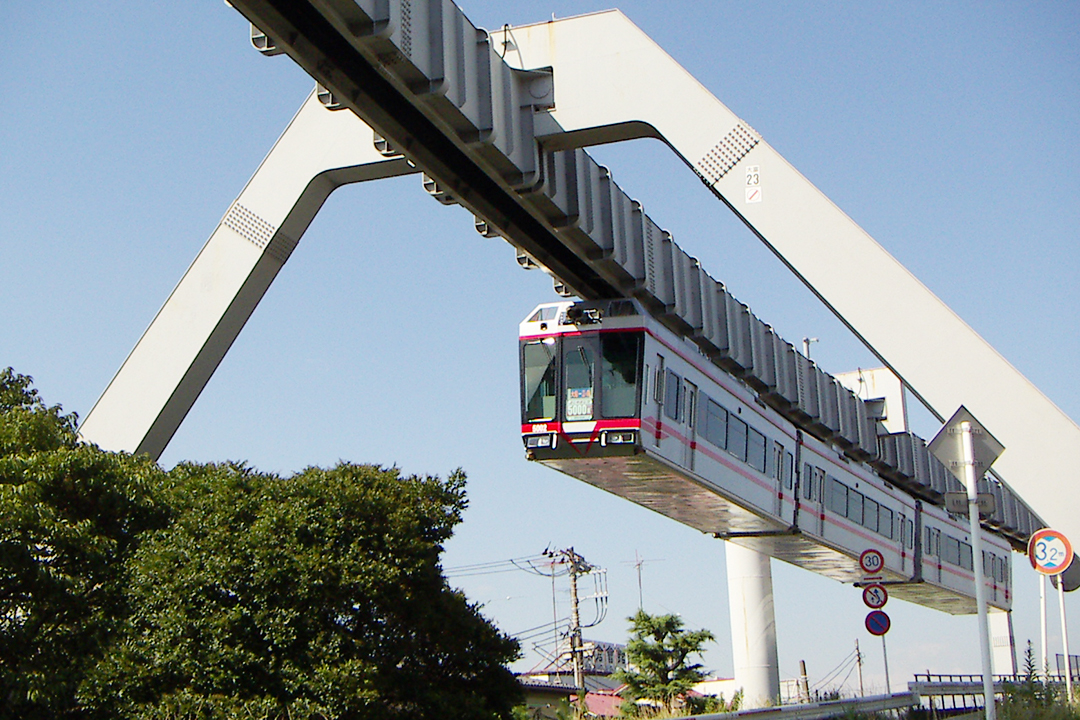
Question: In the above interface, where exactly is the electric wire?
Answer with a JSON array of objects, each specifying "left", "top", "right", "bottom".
[
  {"left": 809, "top": 648, "right": 859, "bottom": 691},
  {"left": 834, "top": 660, "right": 859, "bottom": 695}
]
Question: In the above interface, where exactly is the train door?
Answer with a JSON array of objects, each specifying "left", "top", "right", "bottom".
[
  {"left": 651, "top": 355, "right": 665, "bottom": 448},
  {"left": 927, "top": 526, "right": 942, "bottom": 583},
  {"left": 813, "top": 467, "right": 826, "bottom": 535},
  {"left": 780, "top": 448, "right": 795, "bottom": 524},
  {"left": 899, "top": 513, "right": 911, "bottom": 575},
  {"left": 684, "top": 381, "right": 698, "bottom": 471},
  {"left": 800, "top": 461, "right": 824, "bottom": 537},
  {"left": 657, "top": 364, "right": 687, "bottom": 465},
  {"left": 770, "top": 441, "right": 784, "bottom": 517}
]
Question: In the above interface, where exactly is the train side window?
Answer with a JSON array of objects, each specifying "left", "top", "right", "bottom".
[
  {"left": 685, "top": 382, "right": 698, "bottom": 429},
  {"left": 960, "top": 542, "right": 974, "bottom": 571},
  {"left": 813, "top": 468, "right": 825, "bottom": 502},
  {"left": 654, "top": 356, "right": 665, "bottom": 404},
  {"left": 783, "top": 452, "right": 794, "bottom": 490},
  {"left": 802, "top": 463, "right": 814, "bottom": 499},
  {"left": 747, "top": 428, "right": 767, "bottom": 473},
  {"left": 826, "top": 477, "right": 848, "bottom": 516},
  {"left": 664, "top": 369, "right": 682, "bottom": 421},
  {"left": 600, "top": 332, "right": 642, "bottom": 418},
  {"left": 943, "top": 535, "right": 961, "bottom": 566},
  {"left": 849, "top": 491, "right": 864, "bottom": 525},
  {"left": 523, "top": 340, "right": 558, "bottom": 422},
  {"left": 728, "top": 416, "right": 748, "bottom": 462},
  {"left": 863, "top": 499, "right": 880, "bottom": 534},
  {"left": 564, "top": 343, "right": 596, "bottom": 421},
  {"left": 905, "top": 518, "right": 914, "bottom": 549},
  {"left": 900, "top": 514, "right": 910, "bottom": 547},
  {"left": 878, "top": 506, "right": 893, "bottom": 539},
  {"left": 767, "top": 441, "right": 781, "bottom": 480},
  {"left": 703, "top": 399, "right": 727, "bottom": 450}
]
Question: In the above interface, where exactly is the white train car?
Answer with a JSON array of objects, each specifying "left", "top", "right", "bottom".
[{"left": 520, "top": 299, "right": 1013, "bottom": 614}]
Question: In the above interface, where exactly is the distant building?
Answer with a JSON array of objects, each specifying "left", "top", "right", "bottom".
[{"left": 518, "top": 641, "right": 629, "bottom": 719}]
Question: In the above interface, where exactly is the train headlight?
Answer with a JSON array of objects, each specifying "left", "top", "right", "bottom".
[
  {"left": 606, "top": 431, "right": 636, "bottom": 445},
  {"left": 525, "top": 434, "right": 553, "bottom": 448}
]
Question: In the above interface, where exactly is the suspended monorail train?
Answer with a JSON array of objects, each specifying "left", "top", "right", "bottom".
[{"left": 519, "top": 298, "right": 1023, "bottom": 614}]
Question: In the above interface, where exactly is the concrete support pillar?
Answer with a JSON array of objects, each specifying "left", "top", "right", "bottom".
[
  {"left": 990, "top": 610, "right": 1017, "bottom": 676},
  {"left": 726, "top": 542, "right": 781, "bottom": 707}
]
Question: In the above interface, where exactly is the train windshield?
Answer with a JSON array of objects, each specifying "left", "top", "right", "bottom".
[
  {"left": 564, "top": 345, "right": 595, "bottom": 421},
  {"left": 523, "top": 339, "right": 558, "bottom": 421},
  {"left": 601, "top": 333, "right": 640, "bottom": 417},
  {"left": 521, "top": 331, "right": 642, "bottom": 423}
]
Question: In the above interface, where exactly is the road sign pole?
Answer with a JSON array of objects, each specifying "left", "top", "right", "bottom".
[
  {"left": 881, "top": 635, "right": 891, "bottom": 694},
  {"left": 962, "top": 421, "right": 997, "bottom": 720},
  {"left": 1060, "top": 573, "right": 1073, "bottom": 699},
  {"left": 1042, "top": 574, "right": 1049, "bottom": 676}
]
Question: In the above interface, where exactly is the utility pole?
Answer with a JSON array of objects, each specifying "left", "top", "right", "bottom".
[
  {"left": 560, "top": 547, "right": 594, "bottom": 717},
  {"left": 856, "top": 640, "right": 865, "bottom": 697},
  {"left": 798, "top": 660, "right": 810, "bottom": 703}
]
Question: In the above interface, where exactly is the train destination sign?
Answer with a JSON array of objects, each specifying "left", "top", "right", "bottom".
[
  {"left": 859, "top": 549, "right": 884, "bottom": 575},
  {"left": 1029, "top": 529, "right": 1074, "bottom": 576},
  {"left": 862, "top": 584, "right": 888, "bottom": 609},
  {"left": 865, "top": 610, "right": 891, "bottom": 636}
]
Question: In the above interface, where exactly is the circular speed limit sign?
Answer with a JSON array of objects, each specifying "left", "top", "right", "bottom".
[
  {"left": 1029, "top": 529, "right": 1074, "bottom": 575},
  {"left": 859, "top": 549, "right": 884, "bottom": 575}
]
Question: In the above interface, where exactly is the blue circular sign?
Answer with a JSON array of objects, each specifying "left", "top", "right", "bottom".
[{"left": 865, "top": 610, "right": 891, "bottom": 636}]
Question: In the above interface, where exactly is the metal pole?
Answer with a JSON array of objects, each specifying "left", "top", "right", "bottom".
[
  {"left": 882, "top": 635, "right": 891, "bottom": 694},
  {"left": 1060, "top": 573, "right": 1073, "bottom": 700},
  {"left": 961, "top": 422, "right": 996, "bottom": 720},
  {"left": 1042, "top": 574, "right": 1049, "bottom": 677}
]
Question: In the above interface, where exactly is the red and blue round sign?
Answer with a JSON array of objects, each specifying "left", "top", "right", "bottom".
[
  {"left": 862, "top": 584, "right": 888, "bottom": 609},
  {"left": 1029, "top": 529, "right": 1073, "bottom": 576},
  {"left": 865, "top": 610, "right": 891, "bottom": 636}
]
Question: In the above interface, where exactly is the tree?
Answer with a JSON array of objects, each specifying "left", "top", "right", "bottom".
[
  {"left": 81, "top": 462, "right": 523, "bottom": 719},
  {"left": 999, "top": 640, "right": 1079, "bottom": 720},
  {"left": 614, "top": 610, "right": 715, "bottom": 716},
  {"left": 0, "top": 368, "right": 522, "bottom": 719},
  {"left": 0, "top": 369, "right": 167, "bottom": 719}
]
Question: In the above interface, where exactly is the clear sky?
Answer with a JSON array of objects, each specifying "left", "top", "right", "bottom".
[{"left": 2, "top": 0, "right": 1079, "bottom": 695}]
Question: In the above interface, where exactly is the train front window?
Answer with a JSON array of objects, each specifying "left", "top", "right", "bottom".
[
  {"left": 601, "top": 332, "right": 641, "bottom": 418},
  {"left": 523, "top": 340, "right": 558, "bottom": 421},
  {"left": 564, "top": 344, "right": 595, "bottom": 421}
]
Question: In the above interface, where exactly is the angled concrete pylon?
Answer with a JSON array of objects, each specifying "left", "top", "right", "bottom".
[{"left": 80, "top": 92, "right": 416, "bottom": 457}]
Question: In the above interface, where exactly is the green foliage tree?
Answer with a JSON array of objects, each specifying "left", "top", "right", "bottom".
[
  {"left": 614, "top": 610, "right": 715, "bottom": 716},
  {"left": 0, "top": 369, "right": 167, "bottom": 719},
  {"left": 0, "top": 368, "right": 522, "bottom": 719}
]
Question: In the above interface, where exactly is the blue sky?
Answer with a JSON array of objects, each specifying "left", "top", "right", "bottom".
[{"left": 2, "top": 0, "right": 1078, "bottom": 694}]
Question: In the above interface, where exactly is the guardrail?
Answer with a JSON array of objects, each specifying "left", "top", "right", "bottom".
[
  {"left": 672, "top": 692, "right": 919, "bottom": 720},
  {"left": 910, "top": 673, "right": 1075, "bottom": 714}
]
